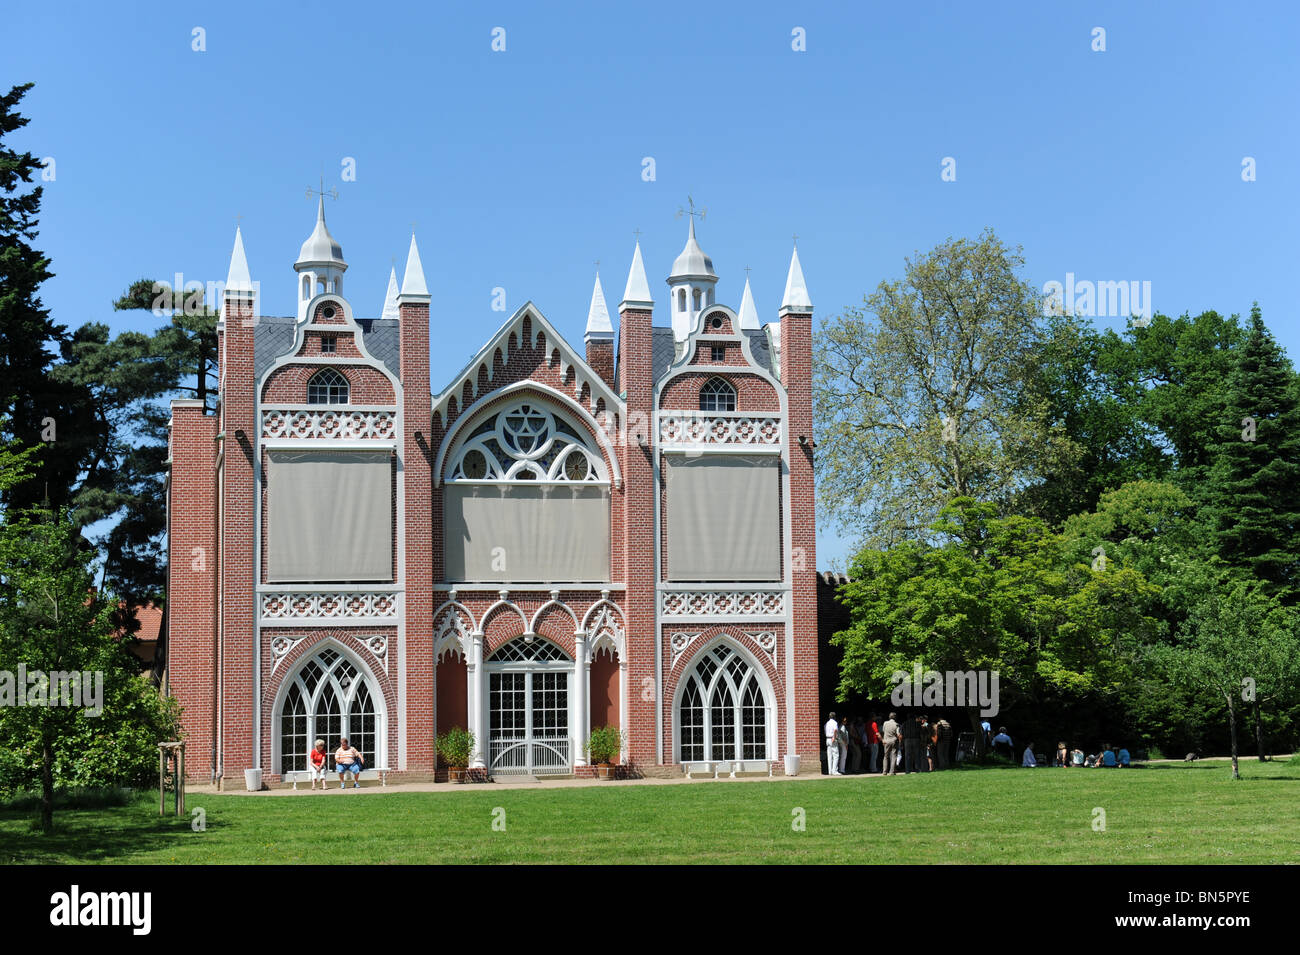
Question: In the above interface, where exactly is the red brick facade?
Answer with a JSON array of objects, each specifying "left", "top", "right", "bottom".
[{"left": 167, "top": 228, "right": 820, "bottom": 785}]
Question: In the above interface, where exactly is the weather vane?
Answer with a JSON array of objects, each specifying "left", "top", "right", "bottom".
[
  {"left": 305, "top": 176, "right": 339, "bottom": 203},
  {"left": 676, "top": 195, "right": 707, "bottom": 224}
]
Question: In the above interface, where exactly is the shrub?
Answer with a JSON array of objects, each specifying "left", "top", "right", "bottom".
[{"left": 436, "top": 727, "right": 475, "bottom": 768}]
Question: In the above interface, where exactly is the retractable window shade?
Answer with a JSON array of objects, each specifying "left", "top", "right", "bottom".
[
  {"left": 666, "top": 454, "right": 781, "bottom": 581},
  {"left": 267, "top": 450, "right": 393, "bottom": 582},
  {"left": 443, "top": 484, "right": 610, "bottom": 583}
]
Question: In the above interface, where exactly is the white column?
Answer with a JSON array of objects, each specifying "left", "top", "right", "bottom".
[
  {"left": 573, "top": 632, "right": 587, "bottom": 766},
  {"left": 468, "top": 632, "right": 486, "bottom": 769},
  {"left": 619, "top": 658, "right": 629, "bottom": 763}
]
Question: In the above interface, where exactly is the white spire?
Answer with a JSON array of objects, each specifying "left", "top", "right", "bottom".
[
  {"left": 381, "top": 266, "right": 400, "bottom": 321},
  {"left": 738, "top": 275, "right": 760, "bottom": 329},
  {"left": 400, "top": 233, "right": 429, "bottom": 298},
  {"left": 780, "top": 244, "right": 812, "bottom": 314},
  {"left": 585, "top": 272, "right": 613, "bottom": 340},
  {"left": 225, "top": 227, "right": 254, "bottom": 295},
  {"left": 621, "top": 241, "right": 653, "bottom": 308}
]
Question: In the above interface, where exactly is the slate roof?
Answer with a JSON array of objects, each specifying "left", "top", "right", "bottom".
[{"left": 253, "top": 316, "right": 401, "bottom": 383}]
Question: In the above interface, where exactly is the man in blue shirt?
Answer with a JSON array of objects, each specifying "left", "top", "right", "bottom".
[
  {"left": 1117, "top": 747, "right": 1131, "bottom": 767},
  {"left": 991, "top": 727, "right": 1013, "bottom": 758},
  {"left": 1022, "top": 742, "right": 1037, "bottom": 767}
]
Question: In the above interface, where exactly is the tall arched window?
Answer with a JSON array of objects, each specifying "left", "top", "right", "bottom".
[
  {"left": 278, "top": 646, "right": 382, "bottom": 773},
  {"left": 678, "top": 643, "right": 770, "bottom": 762},
  {"left": 302, "top": 275, "right": 310, "bottom": 300},
  {"left": 692, "top": 288, "right": 702, "bottom": 310},
  {"left": 678, "top": 288, "right": 687, "bottom": 311},
  {"left": 699, "top": 377, "right": 736, "bottom": 412},
  {"left": 307, "top": 368, "right": 349, "bottom": 405}
]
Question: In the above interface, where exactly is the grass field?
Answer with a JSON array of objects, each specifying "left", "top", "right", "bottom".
[{"left": 6, "top": 761, "right": 1300, "bottom": 864}]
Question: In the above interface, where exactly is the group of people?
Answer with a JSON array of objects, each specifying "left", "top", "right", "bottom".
[
  {"left": 305, "top": 738, "right": 367, "bottom": 790},
  {"left": 986, "top": 726, "right": 1132, "bottom": 769},
  {"left": 823, "top": 711, "right": 955, "bottom": 775},
  {"left": 825, "top": 713, "right": 1134, "bottom": 775}
]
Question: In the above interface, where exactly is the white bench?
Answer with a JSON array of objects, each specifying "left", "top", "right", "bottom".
[{"left": 283, "top": 768, "right": 390, "bottom": 790}]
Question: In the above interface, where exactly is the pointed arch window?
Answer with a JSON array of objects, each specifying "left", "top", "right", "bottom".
[
  {"left": 699, "top": 377, "right": 736, "bottom": 412},
  {"left": 678, "top": 643, "right": 770, "bottom": 763},
  {"left": 307, "top": 368, "right": 349, "bottom": 405},
  {"left": 277, "top": 646, "right": 383, "bottom": 774}
]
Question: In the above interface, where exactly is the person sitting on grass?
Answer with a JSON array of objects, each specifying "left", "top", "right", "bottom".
[
  {"left": 991, "top": 726, "right": 1014, "bottom": 759},
  {"left": 1071, "top": 747, "right": 1086, "bottom": 767},
  {"left": 1101, "top": 745, "right": 1118, "bottom": 768},
  {"left": 1054, "top": 742, "right": 1068, "bottom": 767},
  {"left": 336, "top": 737, "right": 364, "bottom": 789},
  {"left": 309, "top": 738, "right": 328, "bottom": 790},
  {"left": 1117, "top": 746, "right": 1131, "bottom": 767},
  {"left": 1022, "top": 741, "right": 1037, "bottom": 767}
]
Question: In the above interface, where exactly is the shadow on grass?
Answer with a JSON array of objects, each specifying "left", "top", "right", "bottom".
[{"left": 1, "top": 792, "right": 217, "bottom": 864}]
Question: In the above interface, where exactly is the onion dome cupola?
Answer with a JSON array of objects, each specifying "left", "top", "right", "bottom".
[
  {"left": 666, "top": 216, "right": 718, "bottom": 341},
  {"left": 294, "top": 196, "right": 348, "bottom": 321}
]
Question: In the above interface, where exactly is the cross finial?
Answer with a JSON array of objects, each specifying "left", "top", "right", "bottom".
[
  {"left": 792, "top": 232, "right": 799, "bottom": 247},
  {"left": 632, "top": 228, "right": 642, "bottom": 241},
  {"left": 744, "top": 265, "right": 752, "bottom": 278},
  {"left": 676, "top": 195, "right": 707, "bottom": 223},
  {"left": 594, "top": 258, "right": 600, "bottom": 270},
  {"left": 236, "top": 213, "right": 244, "bottom": 227},
  {"left": 306, "top": 175, "right": 339, "bottom": 203}
]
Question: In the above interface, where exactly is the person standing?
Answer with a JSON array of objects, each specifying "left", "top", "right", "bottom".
[
  {"left": 901, "top": 713, "right": 923, "bottom": 773},
  {"left": 846, "top": 718, "right": 863, "bottom": 774},
  {"left": 867, "top": 714, "right": 881, "bottom": 774},
  {"left": 881, "top": 712, "right": 901, "bottom": 775},
  {"left": 934, "top": 717, "right": 953, "bottom": 770},
  {"left": 824, "top": 711, "right": 841, "bottom": 775}
]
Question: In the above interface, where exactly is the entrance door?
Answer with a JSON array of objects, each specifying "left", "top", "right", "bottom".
[
  {"left": 489, "top": 670, "right": 571, "bottom": 774},
  {"left": 486, "top": 636, "right": 573, "bottom": 775}
]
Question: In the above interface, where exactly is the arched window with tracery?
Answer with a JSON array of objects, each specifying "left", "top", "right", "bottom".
[
  {"left": 677, "top": 642, "right": 770, "bottom": 763},
  {"left": 307, "top": 368, "right": 349, "bottom": 405},
  {"left": 443, "top": 400, "right": 611, "bottom": 583},
  {"left": 699, "top": 376, "right": 736, "bottom": 412},
  {"left": 277, "top": 646, "right": 382, "bottom": 774}
]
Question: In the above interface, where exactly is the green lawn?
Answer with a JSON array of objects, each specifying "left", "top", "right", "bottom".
[{"left": 6, "top": 761, "right": 1300, "bottom": 864}]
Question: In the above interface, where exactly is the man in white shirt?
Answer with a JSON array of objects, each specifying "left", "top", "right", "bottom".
[{"left": 824, "top": 712, "right": 841, "bottom": 775}]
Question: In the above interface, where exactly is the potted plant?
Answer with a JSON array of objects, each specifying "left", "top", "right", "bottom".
[
  {"left": 436, "top": 727, "right": 475, "bottom": 783},
  {"left": 585, "top": 726, "right": 624, "bottom": 779}
]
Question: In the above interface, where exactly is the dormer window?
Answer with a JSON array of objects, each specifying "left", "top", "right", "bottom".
[
  {"left": 307, "top": 368, "right": 349, "bottom": 405},
  {"left": 699, "top": 377, "right": 736, "bottom": 412}
]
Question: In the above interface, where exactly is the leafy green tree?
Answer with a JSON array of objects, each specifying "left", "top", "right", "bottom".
[
  {"left": 1152, "top": 581, "right": 1299, "bottom": 779},
  {"left": 0, "top": 505, "right": 121, "bottom": 831},
  {"left": 814, "top": 229, "right": 1075, "bottom": 547},
  {"left": 1201, "top": 305, "right": 1300, "bottom": 602}
]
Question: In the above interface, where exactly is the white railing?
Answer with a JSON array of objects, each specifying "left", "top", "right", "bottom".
[
  {"left": 489, "top": 736, "right": 571, "bottom": 775},
  {"left": 660, "top": 588, "right": 787, "bottom": 619},
  {"left": 262, "top": 407, "right": 397, "bottom": 441},
  {"left": 658, "top": 411, "right": 781, "bottom": 447},
  {"left": 261, "top": 590, "right": 399, "bottom": 624}
]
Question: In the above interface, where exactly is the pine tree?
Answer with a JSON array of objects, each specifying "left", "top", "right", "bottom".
[
  {"left": 0, "top": 83, "right": 91, "bottom": 512},
  {"left": 1205, "top": 306, "right": 1300, "bottom": 601}
]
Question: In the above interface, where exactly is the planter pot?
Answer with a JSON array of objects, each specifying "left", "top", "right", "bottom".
[
  {"left": 784, "top": 754, "right": 800, "bottom": 777},
  {"left": 244, "top": 768, "right": 263, "bottom": 792},
  {"left": 596, "top": 763, "right": 614, "bottom": 780},
  {"left": 449, "top": 767, "right": 466, "bottom": 784}
]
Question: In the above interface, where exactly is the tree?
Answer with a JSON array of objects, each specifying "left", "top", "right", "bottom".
[
  {"left": 1152, "top": 581, "right": 1299, "bottom": 779},
  {"left": 814, "top": 229, "right": 1074, "bottom": 547},
  {"left": 0, "top": 83, "right": 91, "bottom": 513},
  {"left": 1201, "top": 305, "right": 1300, "bottom": 602},
  {"left": 0, "top": 505, "right": 120, "bottom": 831}
]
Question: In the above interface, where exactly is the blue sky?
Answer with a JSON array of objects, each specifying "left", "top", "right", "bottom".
[{"left": 6, "top": 1, "right": 1299, "bottom": 569}]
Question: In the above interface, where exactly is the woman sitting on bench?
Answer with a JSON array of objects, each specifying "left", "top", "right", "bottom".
[{"left": 335, "top": 738, "right": 364, "bottom": 789}]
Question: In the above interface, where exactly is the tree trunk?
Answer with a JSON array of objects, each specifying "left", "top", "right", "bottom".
[
  {"left": 40, "top": 730, "right": 55, "bottom": 834},
  {"left": 1226, "top": 694, "right": 1239, "bottom": 781},
  {"left": 966, "top": 707, "right": 987, "bottom": 756},
  {"left": 1252, "top": 699, "right": 1267, "bottom": 761}
]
